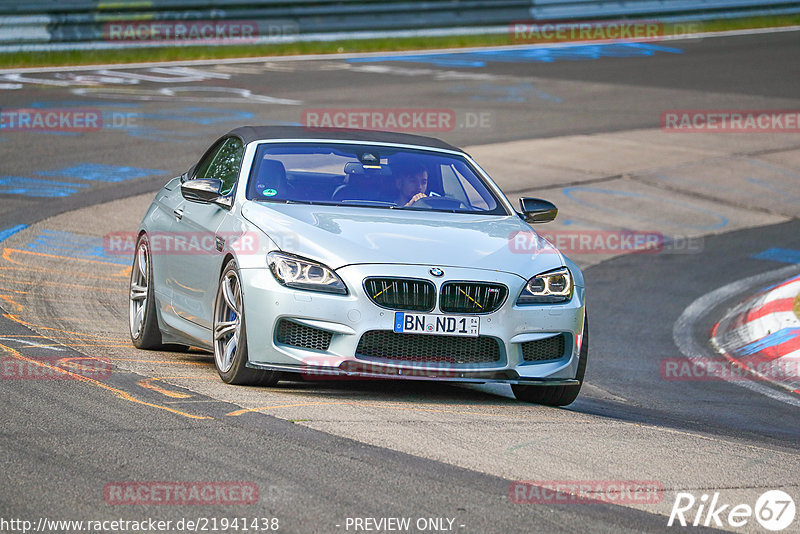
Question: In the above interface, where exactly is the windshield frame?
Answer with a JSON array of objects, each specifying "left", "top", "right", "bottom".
[{"left": 242, "top": 139, "right": 513, "bottom": 216}]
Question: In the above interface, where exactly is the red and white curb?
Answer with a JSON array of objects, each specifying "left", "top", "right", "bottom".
[{"left": 711, "top": 274, "right": 800, "bottom": 394}]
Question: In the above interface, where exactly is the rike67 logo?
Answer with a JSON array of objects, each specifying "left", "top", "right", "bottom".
[{"left": 668, "top": 490, "right": 795, "bottom": 531}]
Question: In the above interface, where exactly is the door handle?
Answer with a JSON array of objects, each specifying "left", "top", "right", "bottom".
[{"left": 173, "top": 208, "right": 184, "bottom": 220}]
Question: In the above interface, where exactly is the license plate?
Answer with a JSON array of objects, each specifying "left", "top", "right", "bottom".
[{"left": 393, "top": 312, "right": 479, "bottom": 337}]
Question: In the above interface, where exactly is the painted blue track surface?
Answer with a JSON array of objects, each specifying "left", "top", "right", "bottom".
[
  {"left": 37, "top": 163, "right": 166, "bottom": 183},
  {"left": 562, "top": 186, "right": 729, "bottom": 231},
  {"left": 754, "top": 248, "right": 800, "bottom": 264},
  {"left": 737, "top": 327, "right": 800, "bottom": 356},
  {"left": 23, "top": 229, "right": 130, "bottom": 265},
  {"left": 348, "top": 43, "right": 683, "bottom": 68},
  {"left": 0, "top": 164, "right": 167, "bottom": 197},
  {"left": 0, "top": 224, "right": 28, "bottom": 242}
]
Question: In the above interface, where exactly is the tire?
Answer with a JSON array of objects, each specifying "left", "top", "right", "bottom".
[
  {"left": 213, "top": 260, "right": 280, "bottom": 386},
  {"left": 129, "top": 234, "right": 165, "bottom": 349},
  {"left": 512, "top": 313, "right": 589, "bottom": 406}
]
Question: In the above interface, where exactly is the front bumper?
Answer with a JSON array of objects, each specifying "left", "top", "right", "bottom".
[{"left": 240, "top": 263, "right": 586, "bottom": 384}]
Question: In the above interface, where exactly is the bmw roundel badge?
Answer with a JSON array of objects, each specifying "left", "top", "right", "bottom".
[{"left": 430, "top": 267, "right": 444, "bottom": 277}]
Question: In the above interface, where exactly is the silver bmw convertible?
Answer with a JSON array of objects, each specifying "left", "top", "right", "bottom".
[{"left": 129, "top": 126, "right": 587, "bottom": 405}]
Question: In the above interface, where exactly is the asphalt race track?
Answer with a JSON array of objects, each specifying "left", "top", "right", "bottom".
[{"left": 1, "top": 30, "right": 800, "bottom": 533}]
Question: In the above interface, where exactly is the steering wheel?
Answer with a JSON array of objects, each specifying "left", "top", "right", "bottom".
[{"left": 407, "top": 195, "right": 467, "bottom": 210}]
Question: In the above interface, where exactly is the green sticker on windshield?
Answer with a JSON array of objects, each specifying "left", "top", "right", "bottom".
[{"left": 263, "top": 188, "right": 277, "bottom": 197}]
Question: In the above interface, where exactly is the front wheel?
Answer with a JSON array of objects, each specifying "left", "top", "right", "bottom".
[
  {"left": 512, "top": 314, "right": 588, "bottom": 406},
  {"left": 213, "top": 260, "right": 280, "bottom": 386}
]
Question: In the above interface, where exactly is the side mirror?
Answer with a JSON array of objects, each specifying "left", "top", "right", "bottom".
[
  {"left": 181, "top": 178, "right": 222, "bottom": 203},
  {"left": 519, "top": 197, "right": 558, "bottom": 224}
]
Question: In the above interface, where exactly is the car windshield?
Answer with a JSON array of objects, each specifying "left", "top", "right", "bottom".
[{"left": 245, "top": 142, "right": 507, "bottom": 215}]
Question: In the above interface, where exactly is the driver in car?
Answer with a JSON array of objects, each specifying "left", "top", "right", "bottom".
[{"left": 392, "top": 161, "right": 428, "bottom": 207}]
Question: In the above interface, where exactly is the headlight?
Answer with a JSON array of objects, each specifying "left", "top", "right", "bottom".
[
  {"left": 517, "top": 267, "right": 573, "bottom": 304},
  {"left": 267, "top": 252, "right": 347, "bottom": 295}
]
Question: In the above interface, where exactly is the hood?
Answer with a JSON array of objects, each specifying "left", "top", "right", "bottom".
[{"left": 241, "top": 201, "right": 564, "bottom": 277}]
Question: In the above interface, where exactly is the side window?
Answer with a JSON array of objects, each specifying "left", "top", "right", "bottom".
[
  {"left": 196, "top": 137, "right": 244, "bottom": 195},
  {"left": 192, "top": 140, "right": 225, "bottom": 181}
]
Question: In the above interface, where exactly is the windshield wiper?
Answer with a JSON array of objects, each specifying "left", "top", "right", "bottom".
[{"left": 340, "top": 200, "right": 397, "bottom": 207}]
